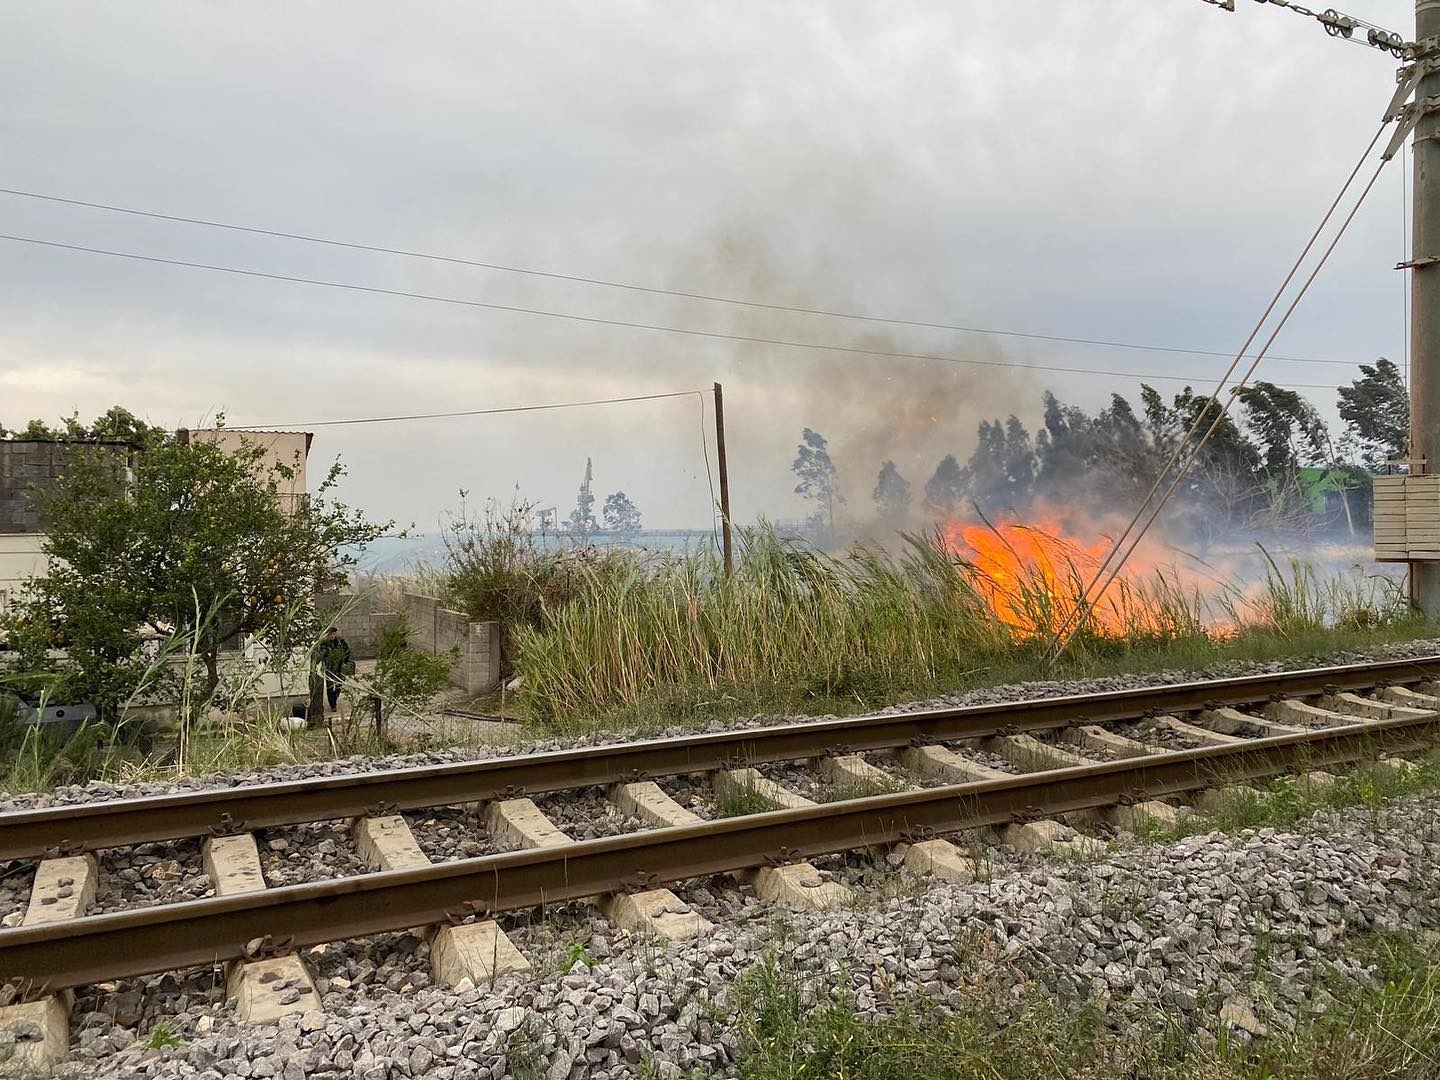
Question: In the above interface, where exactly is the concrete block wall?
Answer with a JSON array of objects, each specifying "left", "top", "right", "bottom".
[
  {"left": 457, "top": 619, "right": 502, "bottom": 696},
  {"left": 0, "top": 441, "right": 133, "bottom": 533},
  {"left": 400, "top": 593, "right": 440, "bottom": 653},
  {"left": 318, "top": 592, "right": 401, "bottom": 660},
  {"left": 0, "top": 442, "right": 67, "bottom": 533},
  {"left": 369, "top": 592, "right": 502, "bottom": 694}
]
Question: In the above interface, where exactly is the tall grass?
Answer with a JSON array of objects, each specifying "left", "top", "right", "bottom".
[
  {"left": 514, "top": 526, "right": 1225, "bottom": 722},
  {"left": 1219, "top": 547, "right": 1409, "bottom": 635},
  {"left": 515, "top": 529, "right": 984, "bottom": 720},
  {"left": 509, "top": 527, "right": 1419, "bottom": 725}
]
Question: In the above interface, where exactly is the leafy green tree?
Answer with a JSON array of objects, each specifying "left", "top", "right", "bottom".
[
  {"left": 965, "top": 416, "right": 1036, "bottom": 513},
  {"left": 965, "top": 420, "right": 1006, "bottom": 511},
  {"left": 3, "top": 432, "right": 387, "bottom": 720},
  {"left": 601, "top": 491, "right": 642, "bottom": 540},
  {"left": 1, "top": 406, "right": 167, "bottom": 448},
  {"left": 792, "top": 428, "right": 842, "bottom": 529},
  {"left": 1001, "top": 416, "right": 1037, "bottom": 504},
  {"left": 1168, "top": 387, "right": 1263, "bottom": 480},
  {"left": 1033, "top": 391, "right": 1092, "bottom": 498},
  {"left": 1337, "top": 357, "right": 1408, "bottom": 469},
  {"left": 871, "top": 461, "right": 911, "bottom": 518},
  {"left": 1140, "top": 385, "right": 1180, "bottom": 457},
  {"left": 1032, "top": 392, "right": 1163, "bottom": 509},
  {"left": 1237, "top": 382, "right": 1328, "bottom": 475},
  {"left": 923, "top": 454, "right": 966, "bottom": 518},
  {"left": 565, "top": 488, "right": 595, "bottom": 540}
]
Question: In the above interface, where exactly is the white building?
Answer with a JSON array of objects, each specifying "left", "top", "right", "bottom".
[
  {"left": 0, "top": 431, "right": 311, "bottom": 617},
  {"left": 0, "top": 533, "right": 45, "bottom": 617},
  {"left": 0, "top": 439, "right": 136, "bottom": 617}
]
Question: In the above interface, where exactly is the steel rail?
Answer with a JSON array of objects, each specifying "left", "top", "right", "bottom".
[
  {"left": 0, "top": 654, "right": 1435, "bottom": 862},
  {"left": 1, "top": 712, "right": 1434, "bottom": 992}
]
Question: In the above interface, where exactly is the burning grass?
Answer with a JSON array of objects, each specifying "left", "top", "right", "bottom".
[
  {"left": 510, "top": 523, "right": 1419, "bottom": 727},
  {"left": 942, "top": 516, "right": 1211, "bottom": 639}
]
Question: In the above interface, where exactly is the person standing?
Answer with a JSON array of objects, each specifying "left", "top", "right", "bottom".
[{"left": 318, "top": 626, "right": 354, "bottom": 714}]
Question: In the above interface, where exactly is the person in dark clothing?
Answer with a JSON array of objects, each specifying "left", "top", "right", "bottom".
[{"left": 319, "top": 626, "right": 354, "bottom": 712}]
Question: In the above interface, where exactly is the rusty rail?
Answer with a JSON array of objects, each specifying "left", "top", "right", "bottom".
[
  {"left": 0, "top": 654, "right": 1435, "bottom": 861},
  {"left": 1, "top": 711, "right": 1434, "bottom": 992}
]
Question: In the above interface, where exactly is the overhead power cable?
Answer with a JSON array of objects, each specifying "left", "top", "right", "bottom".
[
  {"left": 242, "top": 390, "right": 707, "bottom": 429},
  {"left": 0, "top": 233, "right": 1354, "bottom": 390},
  {"left": 0, "top": 185, "right": 1358, "bottom": 369},
  {"left": 1047, "top": 117, "right": 1395, "bottom": 660}
]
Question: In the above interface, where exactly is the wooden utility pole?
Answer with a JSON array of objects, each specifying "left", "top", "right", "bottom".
[
  {"left": 713, "top": 382, "right": 734, "bottom": 575},
  {"left": 1412, "top": 0, "right": 1440, "bottom": 614}
]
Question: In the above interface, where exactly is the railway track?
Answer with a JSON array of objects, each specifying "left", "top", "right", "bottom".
[{"left": 1, "top": 655, "right": 1439, "bottom": 1070}]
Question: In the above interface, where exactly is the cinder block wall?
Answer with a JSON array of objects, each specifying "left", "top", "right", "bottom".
[
  {"left": 317, "top": 592, "right": 400, "bottom": 660},
  {"left": 400, "top": 593, "right": 440, "bottom": 653},
  {"left": 369, "top": 592, "right": 501, "bottom": 694},
  {"left": 0, "top": 441, "right": 134, "bottom": 533},
  {"left": 0, "top": 441, "right": 68, "bottom": 532},
  {"left": 458, "top": 619, "right": 502, "bottom": 695}
]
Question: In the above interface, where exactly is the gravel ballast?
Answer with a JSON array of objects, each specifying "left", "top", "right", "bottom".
[
  {"left": 3, "top": 638, "right": 1440, "bottom": 1076},
  {"left": 37, "top": 794, "right": 1439, "bottom": 1079}
]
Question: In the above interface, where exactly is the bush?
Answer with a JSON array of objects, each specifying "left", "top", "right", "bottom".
[
  {"left": 439, "top": 491, "right": 646, "bottom": 672},
  {"left": 371, "top": 618, "right": 455, "bottom": 716}
]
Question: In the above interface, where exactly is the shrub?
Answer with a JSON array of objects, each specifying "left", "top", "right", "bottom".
[
  {"left": 371, "top": 618, "right": 455, "bottom": 716},
  {"left": 439, "top": 490, "right": 647, "bottom": 671}
]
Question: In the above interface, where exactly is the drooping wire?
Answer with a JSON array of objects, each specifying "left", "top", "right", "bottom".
[
  {"left": 1049, "top": 149, "right": 1394, "bottom": 661},
  {"left": 1044, "top": 117, "right": 1392, "bottom": 661},
  {"left": 242, "top": 390, "right": 707, "bottom": 429},
  {"left": 0, "top": 232, "right": 1357, "bottom": 390}
]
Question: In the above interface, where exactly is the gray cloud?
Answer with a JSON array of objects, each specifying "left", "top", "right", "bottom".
[{"left": 0, "top": 0, "right": 1415, "bottom": 530}]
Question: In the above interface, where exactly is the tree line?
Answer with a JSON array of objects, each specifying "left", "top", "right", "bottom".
[{"left": 793, "top": 359, "right": 1408, "bottom": 542}]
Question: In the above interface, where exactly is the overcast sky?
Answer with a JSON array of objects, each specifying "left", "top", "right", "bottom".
[{"left": 0, "top": 1, "right": 1418, "bottom": 534}]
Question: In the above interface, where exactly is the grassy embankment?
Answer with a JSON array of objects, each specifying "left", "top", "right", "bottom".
[
  {"left": 1, "top": 523, "right": 1428, "bottom": 791},
  {"left": 442, "top": 525, "right": 1427, "bottom": 736}
]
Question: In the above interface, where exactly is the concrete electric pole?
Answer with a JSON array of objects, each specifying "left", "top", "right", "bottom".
[
  {"left": 1412, "top": 1, "right": 1440, "bottom": 614},
  {"left": 1195, "top": 2, "right": 1437, "bottom": 610}
]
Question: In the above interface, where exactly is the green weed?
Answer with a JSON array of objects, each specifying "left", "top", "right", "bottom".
[
  {"left": 816, "top": 775, "right": 904, "bottom": 803},
  {"left": 715, "top": 783, "right": 781, "bottom": 818},
  {"left": 142, "top": 1024, "right": 184, "bottom": 1051},
  {"left": 725, "top": 925, "right": 1440, "bottom": 1079},
  {"left": 1162, "top": 751, "right": 1440, "bottom": 839},
  {"left": 564, "top": 941, "right": 597, "bottom": 971}
]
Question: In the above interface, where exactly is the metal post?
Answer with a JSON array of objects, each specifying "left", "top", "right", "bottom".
[
  {"left": 1414, "top": 1, "right": 1440, "bottom": 614},
  {"left": 713, "top": 382, "right": 734, "bottom": 575}
]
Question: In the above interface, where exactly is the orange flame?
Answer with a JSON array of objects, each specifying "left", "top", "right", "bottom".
[{"left": 941, "top": 518, "right": 1178, "bottom": 638}]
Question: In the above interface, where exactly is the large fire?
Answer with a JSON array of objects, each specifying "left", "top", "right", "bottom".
[{"left": 940, "top": 518, "right": 1186, "bottom": 638}]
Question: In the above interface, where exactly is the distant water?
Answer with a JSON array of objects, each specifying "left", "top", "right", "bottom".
[{"left": 350, "top": 530, "right": 723, "bottom": 573}]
